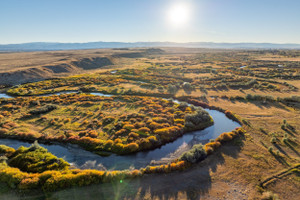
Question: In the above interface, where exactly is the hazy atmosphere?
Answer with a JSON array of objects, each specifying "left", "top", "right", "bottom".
[{"left": 1, "top": 0, "right": 300, "bottom": 44}]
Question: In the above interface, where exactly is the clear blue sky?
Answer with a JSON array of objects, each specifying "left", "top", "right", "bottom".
[{"left": 1, "top": 0, "right": 300, "bottom": 44}]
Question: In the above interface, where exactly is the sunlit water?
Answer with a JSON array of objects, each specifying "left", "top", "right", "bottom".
[{"left": 0, "top": 93, "right": 13, "bottom": 98}]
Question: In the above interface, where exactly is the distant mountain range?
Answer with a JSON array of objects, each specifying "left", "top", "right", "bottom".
[{"left": 1, "top": 42, "right": 300, "bottom": 51}]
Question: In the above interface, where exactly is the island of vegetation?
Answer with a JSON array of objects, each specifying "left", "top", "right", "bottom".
[{"left": 0, "top": 94, "right": 213, "bottom": 155}]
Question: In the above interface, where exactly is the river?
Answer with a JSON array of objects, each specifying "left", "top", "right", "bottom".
[{"left": 0, "top": 92, "right": 240, "bottom": 170}]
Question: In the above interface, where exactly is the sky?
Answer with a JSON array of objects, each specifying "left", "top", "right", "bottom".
[{"left": 1, "top": 0, "right": 300, "bottom": 44}]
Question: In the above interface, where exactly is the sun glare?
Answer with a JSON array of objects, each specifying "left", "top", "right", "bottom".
[{"left": 168, "top": 3, "right": 190, "bottom": 27}]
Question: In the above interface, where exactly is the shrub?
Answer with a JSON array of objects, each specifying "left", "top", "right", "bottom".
[
  {"left": 0, "top": 166, "right": 28, "bottom": 189},
  {"left": 0, "top": 128, "right": 9, "bottom": 135},
  {"left": 138, "top": 127, "right": 150, "bottom": 134},
  {"left": 128, "top": 132, "right": 139, "bottom": 138},
  {"left": 0, "top": 156, "right": 8, "bottom": 164},
  {"left": 167, "top": 84, "right": 178, "bottom": 94},
  {"left": 261, "top": 191, "right": 279, "bottom": 200},
  {"left": 282, "top": 138, "right": 289, "bottom": 144},
  {"left": 0, "top": 145, "right": 15, "bottom": 156},
  {"left": 29, "top": 104, "right": 57, "bottom": 115},
  {"left": 82, "top": 120, "right": 89, "bottom": 125},
  {"left": 270, "top": 137, "right": 277, "bottom": 144},
  {"left": 268, "top": 146, "right": 273, "bottom": 153},
  {"left": 216, "top": 132, "right": 233, "bottom": 142},
  {"left": 184, "top": 109, "right": 212, "bottom": 131},
  {"left": 182, "top": 82, "right": 192, "bottom": 91},
  {"left": 112, "top": 142, "right": 124, "bottom": 152},
  {"left": 104, "top": 140, "right": 114, "bottom": 149},
  {"left": 114, "top": 138, "right": 122, "bottom": 143},
  {"left": 149, "top": 122, "right": 165, "bottom": 130},
  {"left": 123, "top": 124, "right": 135, "bottom": 131},
  {"left": 124, "top": 143, "right": 139, "bottom": 153},
  {"left": 64, "top": 118, "right": 71, "bottom": 123},
  {"left": 87, "top": 130, "right": 98, "bottom": 138},
  {"left": 174, "top": 118, "right": 185, "bottom": 125},
  {"left": 225, "top": 110, "right": 241, "bottom": 123},
  {"left": 1, "top": 122, "right": 17, "bottom": 129},
  {"left": 115, "top": 129, "right": 128, "bottom": 136},
  {"left": 204, "top": 141, "right": 221, "bottom": 154},
  {"left": 139, "top": 138, "right": 152, "bottom": 149},
  {"left": 179, "top": 144, "right": 207, "bottom": 164},
  {"left": 9, "top": 143, "right": 69, "bottom": 173},
  {"left": 102, "top": 116, "right": 114, "bottom": 125}
]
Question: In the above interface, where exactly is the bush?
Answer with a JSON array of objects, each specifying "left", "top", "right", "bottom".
[
  {"left": 268, "top": 146, "right": 273, "bottom": 152},
  {"left": 139, "top": 138, "right": 152, "bottom": 149},
  {"left": 102, "top": 116, "right": 114, "bottom": 125},
  {"left": 174, "top": 118, "right": 185, "bottom": 125},
  {"left": 128, "top": 132, "right": 139, "bottom": 138},
  {"left": 124, "top": 143, "right": 139, "bottom": 153},
  {"left": 261, "top": 191, "right": 279, "bottom": 200},
  {"left": 0, "top": 156, "right": 8, "bottom": 164},
  {"left": 123, "top": 124, "right": 134, "bottom": 131},
  {"left": 182, "top": 82, "right": 192, "bottom": 91},
  {"left": 216, "top": 132, "right": 232, "bottom": 142},
  {"left": 179, "top": 144, "right": 207, "bottom": 164},
  {"left": 270, "top": 137, "right": 277, "bottom": 144},
  {"left": 9, "top": 143, "right": 69, "bottom": 173},
  {"left": 0, "top": 128, "right": 9, "bottom": 136},
  {"left": 167, "top": 84, "right": 178, "bottom": 94},
  {"left": 184, "top": 108, "right": 212, "bottom": 131},
  {"left": 104, "top": 140, "right": 114, "bottom": 150},
  {"left": 138, "top": 127, "right": 150, "bottom": 134},
  {"left": 29, "top": 104, "right": 57, "bottom": 115},
  {"left": 204, "top": 141, "right": 221, "bottom": 154},
  {"left": 0, "top": 145, "right": 16, "bottom": 157}
]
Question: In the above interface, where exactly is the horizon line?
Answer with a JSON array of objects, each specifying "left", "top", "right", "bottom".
[{"left": 1, "top": 41, "right": 300, "bottom": 45}]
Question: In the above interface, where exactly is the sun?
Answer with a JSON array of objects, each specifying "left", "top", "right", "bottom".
[{"left": 167, "top": 3, "right": 190, "bottom": 27}]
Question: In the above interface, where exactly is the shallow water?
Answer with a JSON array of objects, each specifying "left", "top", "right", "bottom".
[
  {"left": 0, "top": 93, "right": 13, "bottom": 98},
  {"left": 90, "top": 92, "right": 113, "bottom": 97}
]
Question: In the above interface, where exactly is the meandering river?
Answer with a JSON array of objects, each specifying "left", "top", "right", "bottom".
[{"left": 0, "top": 92, "right": 240, "bottom": 170}]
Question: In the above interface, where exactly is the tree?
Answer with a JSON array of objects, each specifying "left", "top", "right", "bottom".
[{"left": 167, "top": 84, "right": 178, "bottom": 94}]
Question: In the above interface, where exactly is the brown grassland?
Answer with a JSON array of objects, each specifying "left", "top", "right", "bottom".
[{"left": 0, "top": 48, "right": 300, "bottom": 199}]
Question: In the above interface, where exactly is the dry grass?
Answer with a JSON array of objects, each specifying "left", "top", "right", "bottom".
[{"left": 1, "top": 48, "right": 300, "bottom": 199}]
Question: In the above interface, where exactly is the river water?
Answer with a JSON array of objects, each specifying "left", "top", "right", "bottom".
[{"left": 0, "top": 92, "right": 240, "bottom": 170}]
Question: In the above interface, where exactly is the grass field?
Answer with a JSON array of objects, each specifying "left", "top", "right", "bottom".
[{"left": 0, "top": 48, "right": 300, "bottom": 199}]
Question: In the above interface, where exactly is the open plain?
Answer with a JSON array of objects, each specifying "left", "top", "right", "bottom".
[{"left": 0, "top": 48, "right": 299, "bottom": 200}]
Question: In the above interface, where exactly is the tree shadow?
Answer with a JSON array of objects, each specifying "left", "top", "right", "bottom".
[
  {"left": 247, "top": 101, "right": 289, "bottom": 111},
  {"left": 269, "top": 151, "right": 290, "bottom": 166},
  {"left": 46, "top": 137, "right": 244, "bottom": 200},
  {"left": 273, "top": 143, "right": 289, "bottom": 157},
  {"left": 282, "top": 127, "right": 296, "bottom": 137},
  {"left": 183, "top": 89, "right": 192, "bottom": 95},
  {"left": 285, "top": 141, "right": 300, "bottom": 157}
]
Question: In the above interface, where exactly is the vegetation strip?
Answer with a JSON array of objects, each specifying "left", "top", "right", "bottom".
[{"left": 259, "top": 163, "right": 300, "bottom": 188}]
